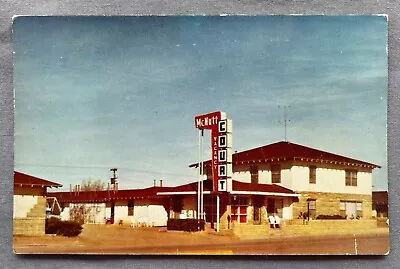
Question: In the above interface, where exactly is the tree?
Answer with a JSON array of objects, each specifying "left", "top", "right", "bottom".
[
  {"left": 80, "top": 178, "right": 106, "bottom": 191},
  {"left": 69, "top": 178, "right": 106, "bottom": 224}
]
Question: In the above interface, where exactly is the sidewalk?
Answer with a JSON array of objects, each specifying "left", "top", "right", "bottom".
[{"left": 232, "top": 219, "right": 389, "bottom": 240}]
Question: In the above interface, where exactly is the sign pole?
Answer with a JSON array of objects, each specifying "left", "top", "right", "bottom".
[
  {"left": 201, "top": 129, "right": 204, "bottom": 221},
  {"left": 197, "top": 129, "right": 201, "bottom": 221},
  {"left": 216, "top": 194, "right": 220, "bottom": 232}
]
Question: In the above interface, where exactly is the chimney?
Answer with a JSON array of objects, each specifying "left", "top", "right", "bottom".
[
  {"left": 160, "top": 179, "right": 163, "bottom": 187},
  {"left": 153, "top": 179, "right": 156, "bottom": 187}
]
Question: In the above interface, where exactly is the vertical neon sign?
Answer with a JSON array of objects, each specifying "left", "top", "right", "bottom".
[{"left": 194, "top": 111, "right": 232, "bottom": 192}]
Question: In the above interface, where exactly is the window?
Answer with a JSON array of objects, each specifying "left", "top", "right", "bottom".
[
  {"left": 250, "top": 165, "right": 258, "bottom": 184},
  {"left": 309, "top": 166, "right": 316, "bottom": 184},
  {"left": 271, "top": 165, "right": 281, "bottom": 183},
  {"left": 128, "top": 200, "right": 134, "bottom": 216},
  {"left": 340, "top": 201, "right": 362, "bottom": 219},
  {"left": 345, "top": 170, "right": 357, "bottom": 186},
  {"left": 231, "top": 197, "right": 248, "bottom": 223}
]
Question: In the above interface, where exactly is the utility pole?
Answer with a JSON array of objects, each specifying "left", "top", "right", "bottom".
[{"left": 110, "top": 168, "right": 118, "bottom": 191}]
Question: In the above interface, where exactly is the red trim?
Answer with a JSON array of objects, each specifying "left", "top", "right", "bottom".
[
  {"left": 51, "top": 186, "right": 172, "bottom": 203},
  {"left": 189, "top": 141, "right": 380, "bottom": 169},
  {"left": 52, "top": 179, "right": 295, "bottom": 203},
  {"left": 14, "top": 171, "right": 62, "bottom": 187}
]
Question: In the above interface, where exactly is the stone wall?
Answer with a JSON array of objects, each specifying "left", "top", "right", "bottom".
[
  {"left": 13, "top": 196, "right": 46, "bottom": 236},
  {"left": 292, "top": 191, "right": 372, "bottom": 219}
]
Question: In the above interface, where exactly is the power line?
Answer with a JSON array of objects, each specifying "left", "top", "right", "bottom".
[{"left": 15, "top": 163, "right": 195, "bottom": 178}]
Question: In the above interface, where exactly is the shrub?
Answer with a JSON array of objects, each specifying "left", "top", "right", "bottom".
[
  {"left": 315, "top": 214, "right": 346, "bottom": 220},
  {"left": 45, "top": 217, "right": 83, "bottom": 237},
  {"left": 167, "top": 219, "right": 205, "bottom": 232}
]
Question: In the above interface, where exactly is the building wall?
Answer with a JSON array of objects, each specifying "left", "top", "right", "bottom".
[
  {"left": 232, "top": 171, "right": 251, "bottom": 183},
  {"left": 282, "top": 198, "right": 294, "bottom": 220},
  {"left": 232, "top": 163, "right": 293, "bottom": 185},
  {"left": 60, "top": 199, "right": 168, "bottom": 226},
  {"left": 13, "top": 197, "right": 47, "bottom": 236},
  {"left": 259, "top": 170, "right": 272, "bottom": 184},
  {"left": 113, "top": 199, "right": 167, "bottom": 226},
  {"left": 85, "top": 203, "right": 106, "bottom": 223},
  {"left": 226, "top": 195, "right": 294, "bottom": 229},
  {"left": 292, "top": 191, "right": 372, "bottom": 219},
  {"left": 14, "top": 195, "right": 38, "bottom": 218},
  {"left": 290, "top": 166, "right": 372, "bottom": 195},
  {"left": 114, "top": 200, "right": 128, "bottom": 223},
  {"left": 13, "top": 185, "right": 47, "bottom": 236},
  {"left": 232, "top": 163, "right": 372, "bottom": 196}
]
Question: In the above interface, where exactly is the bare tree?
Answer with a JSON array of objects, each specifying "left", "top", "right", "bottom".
[
  {"left": 69, "top": 178, "right": 106, "bottom": 224},
  {"left": 80, "top": 178, "right": 106, "bottom": 191}
]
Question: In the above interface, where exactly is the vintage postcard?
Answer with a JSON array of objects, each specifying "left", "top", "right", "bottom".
[{"left": 13, "top": 15, "right": 388, "bottom": 255}]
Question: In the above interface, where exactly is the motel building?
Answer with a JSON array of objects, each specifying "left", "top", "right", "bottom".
[{"left": 51, "top": 140, "right": 380, "bottom": 232}]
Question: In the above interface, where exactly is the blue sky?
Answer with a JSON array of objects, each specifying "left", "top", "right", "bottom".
[{"left": 13, "top": 16, "right": 388, "bottom": 191}]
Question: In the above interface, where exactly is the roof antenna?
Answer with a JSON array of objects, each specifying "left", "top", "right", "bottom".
[{"left": 278, "top": 105, "right": 290, "bottom": 142}]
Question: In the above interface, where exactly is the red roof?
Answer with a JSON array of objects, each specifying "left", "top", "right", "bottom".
[
  {"left": 51, "top": 186, "right": 173, "bottom": 203},
  {"left": 14, "top": 171, "right": 63, "bottom": 188},
  {"left": 157, "top": 179, "right": 295, "bottom": 194},
  {"left": 52, "top": 179, "right": 295, "bottom": 202},
  {"left": 189, "top": 141, "right": 380, "bottom": 169}
]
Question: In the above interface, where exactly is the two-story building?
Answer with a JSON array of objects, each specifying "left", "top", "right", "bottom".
[{"left": 183, "top": 141, "right": 380, "bottom": 228}]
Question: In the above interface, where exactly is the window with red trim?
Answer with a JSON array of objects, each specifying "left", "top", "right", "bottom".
[{"left": 230, "top": 197, "right": 248, "bottom": 224}]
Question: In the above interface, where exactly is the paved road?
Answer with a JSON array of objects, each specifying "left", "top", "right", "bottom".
[
  {"left": 123, "top": 234, "right": 389, "bottom": 255},
  {"left": 15, "top": 233, "right": 389, "bottom": 255}
]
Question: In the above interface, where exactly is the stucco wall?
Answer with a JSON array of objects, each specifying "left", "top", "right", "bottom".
[
  {"left": 13, "top": 195, "right": 38, "bottom": 218},
  {"left": 230, "top": 163, "right": 373, "bottom": 197},
  {"left": 282, "top": 198, "right": 293, "bottom": 220},
  {"left": 280, "top": 169, "right": 293, "bottom": 188},
  {"left": 259, "top": 170, "right": 271, "bottom": 184},
  {"left": 61, "top": 199, "right": 168, "bottom": 226},
  {"left": 114, "top": 200, "right": 128, "bottom": 222},
  {"left": 232, "top": 171, "right": 251, "bottom": 183},
  {"left": 114, "top": 199, "right": 168, "bottom": 226},
  {"left": 290, "top": 166, "right": 372, "bottom": 195},
  {"left": 13, "top": 196, "right": 46, "bottom": 236},
  {"left": 232, "top": 163, "right": 292, "bottom": 186}
]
